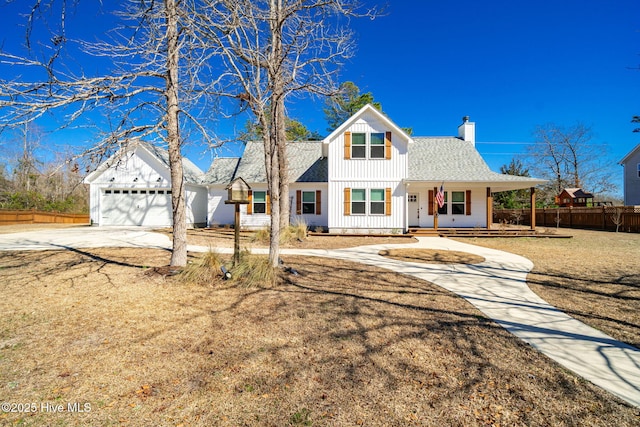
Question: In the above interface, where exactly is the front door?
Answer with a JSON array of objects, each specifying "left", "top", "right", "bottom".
[{"left": 408, "top": 193, "right": 419, "bottom": 227}]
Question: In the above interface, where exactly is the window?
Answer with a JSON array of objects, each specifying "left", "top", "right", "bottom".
[
  {"left": 351, "top": 189, "right": 366, "bottom": 214},
  {"left": 452, "top": 191, "right": 465, "bottom": 215},
  {"left": 437, "top": 192, "right": 448, "bottom": 215},
  {"left": 140, "top": 190, "right": 147, "bottom": 194},
  {"left": 253, "top": 191, "right": 267, "bottom": 214},
  {"left": 105, "top": 190, "right": 112, "bottom": 194},
  {"left": 637, "top": 163, "right": 640, "bottom": 178},
  {"left": 351, "top": 133, "right": 366, "bottom": 158},
  {"left": 408, "top": 194, "right": 417, "bottom": 203},
  {"left": 302, "top": 191, "right": 316, "bottom": 214},
  {"left": 347, "top": 131, "right": 389, "bottom": 159},
  {"left": 370, "top": 189, "right": 385, "bottom": 215},
  {"left": 370, "top": 133, "right": 385, "bottom": 159}
]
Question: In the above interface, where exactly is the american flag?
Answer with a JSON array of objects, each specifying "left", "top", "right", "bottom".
[{"left": 435, "top": 184, "right": 445, "bottom": 209}]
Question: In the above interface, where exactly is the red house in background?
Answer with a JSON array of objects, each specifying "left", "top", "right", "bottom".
[{"left": 557, "top": 188, "right": 594, "bottom": 207}]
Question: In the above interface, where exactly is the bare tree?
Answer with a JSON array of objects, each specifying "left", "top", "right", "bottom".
[
  {"left": 0, "top": 0, "right": 223, "bottom": 266},
  {"left": 200, "top": 0, "right": 374, "bottom": 266},
  {"left": 526, "top": 123, "right": 616, "bottom": 205},
  {"left": 610, "top": 207, "right": 624, "bottom": 233}
]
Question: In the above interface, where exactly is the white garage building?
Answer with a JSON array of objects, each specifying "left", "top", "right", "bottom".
[{"left": 84, "top": 140, "right": 207, "bottom": 227}]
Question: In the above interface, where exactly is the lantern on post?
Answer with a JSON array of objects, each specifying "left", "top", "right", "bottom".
[{"left": 225, "top": 177, "right": 251, "bottom": 266}]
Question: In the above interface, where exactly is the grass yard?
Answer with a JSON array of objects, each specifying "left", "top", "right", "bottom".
[{"left": 0, "top": 227, "right": 639, "bottom": 425}]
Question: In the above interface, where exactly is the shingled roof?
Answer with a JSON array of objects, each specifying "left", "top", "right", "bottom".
[
  {"left": 203, "top": 141, "right": 327, "bottom": 184},
  {"left": 203, "top": 137, "right": 544, "bottom": 191},
  {"left": 407, "top": 137, "right": 544, "bottom": 190}
]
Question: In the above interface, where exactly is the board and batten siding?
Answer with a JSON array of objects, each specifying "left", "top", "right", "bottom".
[
  {"left": 327, "top": 114, "right": 408, "bottom": 182},
  {"left": 328, "top": 180, "right": 405, "bottom": 232},
  {"left": 326, "top": 110, "right": 410, "bottom": 232}
]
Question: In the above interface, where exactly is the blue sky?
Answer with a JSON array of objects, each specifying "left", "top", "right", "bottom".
[{"left": 1, "top": 0, "right": 638, "bottom": 197}]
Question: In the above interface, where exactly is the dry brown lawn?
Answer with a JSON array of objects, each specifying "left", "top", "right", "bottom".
[
  {"left": 1, "top": 231, "right": 639, "bottom": 426},
  {"left": 457, "top": 227, "right": 640, "bottom": 349},
  {"left": 157, "top": 227, "right": 417, "bottom": 250}
]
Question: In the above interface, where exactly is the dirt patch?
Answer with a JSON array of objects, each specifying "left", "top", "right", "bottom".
[
  {"left": 457, "top": 228, "right": 640, "bottom": 348},
  {"left": 1, "top": 248, "right": 638, "bottom": 426},
  {"left": 379, "top": 248, "right": 485, "bottom": 265}
]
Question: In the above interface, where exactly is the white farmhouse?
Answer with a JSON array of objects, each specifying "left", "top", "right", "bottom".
[{"left": 85, "top": 104, "right": 544, "bottom": 231}]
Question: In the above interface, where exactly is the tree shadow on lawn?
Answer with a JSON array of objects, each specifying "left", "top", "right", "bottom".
[
  {"left": 187, "top": 256, "right": 637, "bottom": 426},
  {"left": 1, "top": 250, "right": 638, "bottom": 426}
]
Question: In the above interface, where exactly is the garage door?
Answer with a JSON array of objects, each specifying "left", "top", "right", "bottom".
[{"left": 101, "top": 189, "right": 172, "bottom": 226}]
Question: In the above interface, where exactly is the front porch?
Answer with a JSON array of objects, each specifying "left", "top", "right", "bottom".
[{"left": 405, "top": 185, "right": 539, "bottom": 232}]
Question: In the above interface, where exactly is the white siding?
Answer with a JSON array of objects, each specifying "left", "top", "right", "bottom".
[
  {"left": 325, "top": 110, "right": 410, "bottom": 233},
  {"left": 328, "top": 180, "right": 405, "bottom": 233},
  {"left": 186, "top": 185, "right": 207, "bottom": 227},
  {"left": 327, "top": 112, "right": 408, "bottom": 182},
  {"left": 290, "top": 183, "right": 329, "bottom": 230},
  {"left": 411, "top": 185, "right": 488, "bottom": 228},
  {"left": 240, "top": 185, "right": 270, "bottom": 229},
  {"left": 207, "top": 187, "right": 235, "bottom": 226},
  {"left": 87, "top": 147, "right": 208, "bottom": 228}
]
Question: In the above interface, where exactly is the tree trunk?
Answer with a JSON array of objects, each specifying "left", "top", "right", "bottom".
[{"left": 165, "top": 0, "right": 187, "bottom": 267}]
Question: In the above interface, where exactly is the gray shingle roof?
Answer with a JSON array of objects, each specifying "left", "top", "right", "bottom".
[
  {"left": 408, "top": 137, "right": 544, "bottom": 189},
  {"left": 202, "top": 137, "right": 544, "bottom": 191},
  {"left": 203, "top": 157, "right": 240, "bottom": 185},
  {"left": 204, "top": 141, "right": 327, "bottom": 185}
]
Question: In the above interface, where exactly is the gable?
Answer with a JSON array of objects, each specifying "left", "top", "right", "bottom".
[
  {"left": 323, "top": 104, "right": 413, "bottom": 148},
  {"left": 620, "top": 143, "right": 640, "bottom": 166},
  {"left": 84, "top": 140, "right": 204, "bottom": 185},
  {"left": 85, "top": 145, "right": 171, "bottom": 185}
]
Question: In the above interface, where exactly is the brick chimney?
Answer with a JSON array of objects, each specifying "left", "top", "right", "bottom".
[{"left": 458, "top": 116, "right": 475, "bottom": 145}]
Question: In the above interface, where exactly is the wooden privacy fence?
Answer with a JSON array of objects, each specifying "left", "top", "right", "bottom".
[
  {"left": 0, "top": 209, "right": 90, "bottom": 225},
  {"left": 494, "top": 206, "right": 640, "bottom": 233}
]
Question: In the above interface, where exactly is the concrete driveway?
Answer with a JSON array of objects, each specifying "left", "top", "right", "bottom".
[
  {"left": 0, "top": 225, "right": 171, "bottom": 251},
  {"left": 1, "top": 226, "right": 639, "bottom": 408}
]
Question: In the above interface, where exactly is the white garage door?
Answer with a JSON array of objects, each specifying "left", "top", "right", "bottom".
[{"left": 101, "top": 189, "right": 172, "bottom": 226}]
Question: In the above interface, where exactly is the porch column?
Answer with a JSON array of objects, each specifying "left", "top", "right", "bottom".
[
  {"left": 530, "top": 187, "right": 536, "bottom": 231},
  {"left": 433, "top": 186, "right": 438, "bottom": 231},
  {"left": 486, "top": 187, "right": 492, "bottom": 230}
]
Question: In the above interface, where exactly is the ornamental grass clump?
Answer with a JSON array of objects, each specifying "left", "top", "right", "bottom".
[
  {"left": 231, "top": 251, "right": 278, "bottom": 288},
  {"left": 178, "top": 248, "right": 223, "bottom": 286}
]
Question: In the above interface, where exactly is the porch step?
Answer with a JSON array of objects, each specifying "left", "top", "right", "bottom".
[{"left": 408, "top": 228, "right": 571, "bottom": 238}]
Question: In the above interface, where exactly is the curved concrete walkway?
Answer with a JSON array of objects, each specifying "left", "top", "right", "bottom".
[{"left": 1, "top": 227, "right": 639, "bottom": 407}]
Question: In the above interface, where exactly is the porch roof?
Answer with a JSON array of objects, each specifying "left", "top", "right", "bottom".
[{"left": 407, "top": 137, "right": 545, "bottom": 191}]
